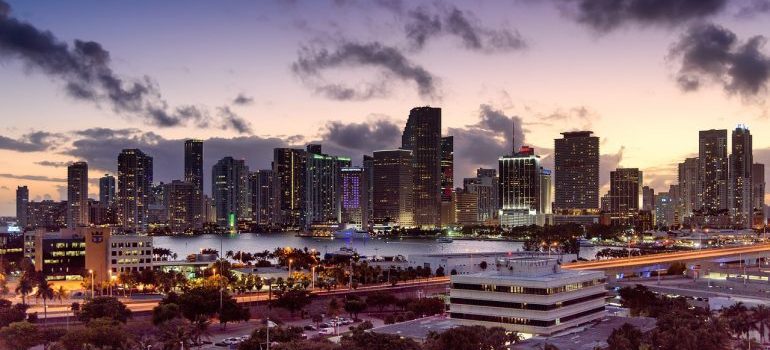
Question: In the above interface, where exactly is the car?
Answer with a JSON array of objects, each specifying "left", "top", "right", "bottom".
[
  {"left": 304, "top": 324, "right": 317, "bottom": 330},
  {"left": 318, "top": 327, "right": 335, "bottom": 335},
  {"left": 319, "top": 322, "right": 331, "bottom": 328}
]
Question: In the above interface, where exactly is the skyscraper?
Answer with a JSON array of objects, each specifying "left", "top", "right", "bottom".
[
  {"left": 752, "top": 163, "right": 765, "bottom": 227},
  {"left": 372, "top": 149, "right": 414, "bottom": 227},
  {"left": 699, "top": 129, "right": 728, "bottom": 213},
  {"left": 554, "top": 131, "right": 600, "bottom": 212},
  {"left": 401, "top": 107, "right": 441, "bottom": 228},
  {"left": 212, "top": 157, "right": 251, "bottom": 229},
  {"left": 305, "top": 145, "right": 351, "bottom": 228},
  {"left": 499, "top": 146, "right": 546, "bottom": 227},
  {"left": 184, "top": 139, "right": 204, "bottom": 227},
  {"left": 250, "top": 170, "right": 275, "bottom": 226},
  {"left": 440, "top": 136, "right": 454, "bottom": 202},
  {"left": 273, "top": 148, "right": 307, "bottom": 228},
  {"left": 609, "top": 168, "right": 643, "bottom": 214},
  {"left": 729, "top": 125, "right": 752, "bottom": 227},
  {"left": 363, "top": 155, "right": 374, "bottom": 227},
  {"left": 642, "top": 186, "right": 655, "bottom": 212},
  {"left": 164, "top": 180, "right": 195, "bottom": 232},
  {"left": 464, "top": 169, "right": 499, "bottom": 224},
  {"left": 99, "top": 174, "right": 116, "bottom": 207},
  {"left": 678, "top": 157, "right": 700, "bottom": 218},
  {"left": 341, "top": 167, "right": 369, "bottom": 228},
  {"left": 117, "top": 149, "right": 153, "bottom": 233},
  {"left": 16, "top": 186, "right": 28, "bottom": 229},
  {"left": 67, "top": 161, "right": 89, "bottom": 228}
]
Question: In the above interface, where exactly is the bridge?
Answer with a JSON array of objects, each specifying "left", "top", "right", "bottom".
[{"left": 563, "top": 243, "right": 770, "bottom": 279}]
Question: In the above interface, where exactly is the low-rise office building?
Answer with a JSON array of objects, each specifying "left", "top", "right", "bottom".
[
  {"left": 23, "top": 229, "right": 86, "bottom": 280},
  {"left": 449, "top": 257, "right": 606, "bottom": 335},
  {"left": 85, "top": 228, "right": 153, "bottom": 283}
]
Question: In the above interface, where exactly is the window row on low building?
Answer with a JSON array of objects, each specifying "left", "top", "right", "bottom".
[
  {"left": 449, "top": 306, "right": 606, "bottom": 327},
  {"left": 449, "top": 291, "right": 606, "bottom": 311},
  {"left": 450, "top": 278, "right": 606, "bottom": 295}
]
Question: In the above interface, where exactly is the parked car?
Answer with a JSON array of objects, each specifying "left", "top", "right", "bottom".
[
  {"left": 304, "top": 324, "right": 317, "bottom": 331},
  {"left": 318, "top": 327, "right": 335, "bottom": 335}
]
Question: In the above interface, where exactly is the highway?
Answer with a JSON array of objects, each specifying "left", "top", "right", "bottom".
[{"left": 563, "top": 243, "right": 770, "bottom": 270}]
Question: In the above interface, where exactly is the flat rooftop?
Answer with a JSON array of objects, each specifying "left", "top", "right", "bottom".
[
  {"left": 370, "top": 315, "right": 458, "bottom": 341},
  {"left": 454, "top": 266, "right": 603, "bottom": 283},
  {"left": 513, "top": 316, "right": 656, "bottom": 350}
]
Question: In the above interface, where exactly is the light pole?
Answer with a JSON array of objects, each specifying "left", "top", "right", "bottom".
[
  {"left": 311, "top": 265, "right": 316, "bottom": 290},
  {"left": 288, "top": 259, "right": 293, "bottom": 275},
  {"left": 89, "top": 270, "right": 94, "bottom": 298}
]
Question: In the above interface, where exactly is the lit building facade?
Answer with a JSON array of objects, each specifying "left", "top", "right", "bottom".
[
  {"left": 67, "top": 161, "right": 89, "bottom": 228},
  {"left": 752, "top": 163, "right": 766, "bottom": 227},
  {"left": 402, "top": 106, "right": 442, "bottom": 228},
  {"left": 99, "top": 174, "right": 116, "bottom": 207},
  {"left": 372, "top": 149, "right": 414, "bottom": 227},
  {"left": 184, "top": 139, "right": 204, "bottom": 227},
  {"left": 341, "top": 167, "right": 369, "bottom": 228},
  {"left": 273, "top": 148, "right": 307, "bottom": 229},
  {"left": 249, "top": 170, "right": 275, "bottom": 226},
  {"left": 211, "top": 157, "right": 251, "bottom": 228},
  {"left": 699, "top": 129, "right": 728, "bottom": 213},
  {"left": 164, "top": 180, "right": 196, "bottom": 233},
  {"left": 554, "top": 131, "right": 600, "bottom": 212},
  {"left": 305, "top": 145, "right": 351, "bottom": 228},
  {"left": 117, "top": 149, "right": 153, "bottom": 233},
  {"left": 16, "top": 186, "right": 28, "bottom": 229},
  {"left": 729, "top": 126, "right": 753, "bottom": 228}
]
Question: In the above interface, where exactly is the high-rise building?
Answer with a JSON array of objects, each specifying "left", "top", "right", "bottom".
[
  {"left": 117, "top": 149, "right": 153, "bottom": 233},
  {"left": 211, "top": 157, "right": 251, "bottom": 229},
  {"left": 147, "top": 182, "right": 167, "bottom": 225},
  {"left": 539, "top": 169, "right": 552, "bottom": 215},
  {"left": 609, "top": 168, "right": 643, "bottom": 215},
  {"left": 401, "top": 107, "right": 441, "bottom": 228},
  {"left": 273, "top": 148, "right": 307, "bottom": 229},
  {"left": 499, "top": 146, "right": 548, "bottom": 227},
  {"left": 752, "top": 163, "right": 765, "bottom": 227},
  {"left": 678, "top": 157, "right": 700, "bottom": 218},
  {"left": 99, "top": 174, "right": 116, "bottom": 207},
  {"left": 642, "top": 186, "right": 655, "bottom": 212},
  {"left": 655, "top": 192, "right": 675, "bottom": 228},
  {"left": 16, "top": 186, "right": 29, "bottom": 229},
  {"left": 554, "top": 131, "right": 600, "bottom": 212},
  {"left": 729, "top": 125, "right": 753, "bottom": 228},
  {"left": 363, "top": 155, "right": 374, "bottom": 227},
  {"left": 67, "top": 161, "right": 89, "bottom": 228},
  {"left": 164, "top": 180, "right": 195, "bottom": 232},
  {"left": 699, "top": 129, "right": 728, "bottom": 213},
  {"left": 305, "top": 145, "right": 351, "bottom": 228},
  {"left": 441, "top": 136, "right": 454, "bottom": 202},
  {"left": 454, "top": 189, "right": 479, "bottom": 226},
  {"left": 341, "top": 167, "right": 369, "bottom": 228},
  {"left": 26, "top": 200, "right": 67, "bottom": 230},
  {"left": 184, "top": 140, "right": 204, "bottom": 227},
  {"left": 372, "top": 149, "right": 414, "bottom": 227},
  {"left": 250, "top": 170, "right": 275, "bottom": 226}
]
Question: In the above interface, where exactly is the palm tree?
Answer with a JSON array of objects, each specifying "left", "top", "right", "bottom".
[
  {"left": 54, "top": 285, "right": 68, "bottom": 304},
  {"left": 753, "top": 304, "right": 770, "bottom": 343},
  {"left": 35, "top": 274, "right": 54, "bottom": 323},
  {"left": 15, "top": 272, "right": 34, "bottom": 306}
]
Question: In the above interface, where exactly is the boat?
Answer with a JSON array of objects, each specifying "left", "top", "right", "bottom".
[
  {"left": 333, "top": 227, "right": 370, "bottom": 239},
  {"left": 436, "top": 237, "right": 454, "bottom": 243}
]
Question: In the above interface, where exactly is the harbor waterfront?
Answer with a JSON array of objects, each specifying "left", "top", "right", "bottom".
[{"left": 152, "top": 233, "right": 605, "bottom": 260}]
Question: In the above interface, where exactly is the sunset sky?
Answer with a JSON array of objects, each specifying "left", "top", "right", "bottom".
[{"left": 1, "top": 0, "right": 770, "bottom": 216}]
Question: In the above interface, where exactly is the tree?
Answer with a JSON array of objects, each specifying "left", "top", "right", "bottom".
[
  {"left": 164, "top": 286, "right": 222, "bottom": 321},
  {"left": 157, "top": 317, "right": 196, "bottom": 350},
  {"left": 328, "top": 297, "right": 342, "bottom": 317},
  {"left": 339, "top": 328, "right": 422, "bottom": 350},
  {"left": 0, "top": 321, "right": 41, "bottom": 350},
  {"left": 607, "top": 323, "right": 643, "bottom": 350},
  {"left": 753, "top": 304, "right": 770, "bottom": 343},
  {"left": 344, "top": 296, "right": 367, "bottom": 320},
  {"left": 152, "top": 303, "right": 182, "bottom": 325},
  {"left": 34, "top": 274, "right": 54, "bottom": 322},
  {"left": 424, "top": 325, "right": 518, "bottom": 350},
  {"left": 435, "top": 266, "right": 445, "bottom": 277},
  {"left": 77, "top": 296, "right": 132, "bottom": 323},
  {"left": 57, "top": 318, "right": 131, "bottom": 350},
  {"left": 14, "top": 272, "right": 34, "bottom": 306},
  {"left": 366, "top": 291, "right": 397, "bottom": 312},
  {"left": 54, "top": 285, "right": 68, "bottom": 304},
  {"left": 273, "top": 289, "right": 312, "bottom": 317},
  {"left": 0, "top": 299, "right": 28, "bottom": 328},
  {"left": 667, "top": 261, "right": 687, "bottom": 276},
  {"left": 219, "top": 298, "right": 250, "bottom": 329},
  {"left": 240, "top": 326, "right": 304, "bottom": 349}
]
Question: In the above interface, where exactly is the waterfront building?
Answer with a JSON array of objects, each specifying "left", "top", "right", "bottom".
[
  {"left": 554, "top": 131, "right": 600, "bottom": 213},
  {"left": 699, "top": 129, "right": 729, "bottom": 214},
  {"left": 499, "top": 146, "right": 549, "bottom": 227},
  {"left": 184, "top": 139, "right": 204, "bottom": 227},
  {"left": 729, "top": 125, "right": 753, "bottom": 228},
  {"left": 249, "top": 170, "right": 275, "bottom": 226},
  {"left": 117, "top": 149, "right": 153, "bottom": 233},
  {"left": 23, "top": 228, "right": 86, "bottom": 280},
  {"left": 464, "top": 168, "right": 499, "bottom": 224},
  {"left": 16, "top": 186, "right": 28, "bottom": 230},
  {"left": 609, "top": 168, "right": 643, "bottom": 214},
  {"left": 402, "top": 107, "right": 442, "bottom": 228},
  {"left": 455, "top": 189, "right": 479, "bottom": 226},
  {"left": 84, "top": 228, "right": 153, "bottom": 282},
  {"left": 655, "top": 192, "right": 676, "bottom": 229},
  {"left": 273, "top": 148, "right": 307, "bottom": 229},
  {"left": 147, "top": 182, "right": 167, "bottom": 226},
  {"left": 449, "top": 257, "right": 606, "bottom": 335},
  {"left": 211, "top": 157, "right": 251, "bottom": 228},
  {"left": 164, "top": 180, "right": 196, "bottom": 232},
  {"left": 305, "top": 145, "right": 351, "bottom": 228},
  {"left": 642, "top": 186, "right": 654, "bottom": 212},
  {"left": 678, "top": 157, "right": 700, "bottom": 219},
  {"left": 99, "top": 174, "right": 116, "bottom": 207},
  {"left": 341, "top": 166, "right": 369, "bottom": 228},
  {"left": 372, "top": 149, "right": 414, "bottom": 227},
  {"left": 752, "top": 163, "right": 765, "bottom": 227},
  {"left": 67, "top": 161, "right": 89, "bottom": 228}
]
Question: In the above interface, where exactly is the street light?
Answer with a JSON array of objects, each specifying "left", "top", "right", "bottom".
[
  {"left": 89, "top": 270, "right": 94, "bottom": 298},
  {"left": 288, "top": 259, "right": 293, "bottom": 275},
  {"left": 311, "top": 265, "right": 316, "bottom": 290}
]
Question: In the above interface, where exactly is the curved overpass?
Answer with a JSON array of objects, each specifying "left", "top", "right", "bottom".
[{"left": 563, "top": 243, "right": 770, "bottom": 271}]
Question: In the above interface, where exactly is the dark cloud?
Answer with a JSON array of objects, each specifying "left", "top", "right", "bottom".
[
  {"left": 217, "top": 107, "right": 253, "bottom": 134},
  {"left": 320, "top": 118, "right": 402, "bottom": 154},
  {"left": 35, "top": 161, "right": 73, "bottom": 168},
  {"left": 292, "top": 41, "right": 438, "bottom": 100},
  {"left": 447, "top": 105, "right": 530, "bottom": 179},
  {"left": 0, "top": 173, "right": 66, "bottom": 183},
  {"left": 232, "top": 93, "right": 254, "bottom": 106},
  {"left": 670, "top": 23, "right": 770, "bottom": 101},
  {"left": 0, "top": 131, "right": 64, "bottom": 152},
  {"left": 556, "top": 0, "right": 727, "bottom": 32},
  {"left": 405, "top": 5, "right": 526, "bottom": 53},
  {"left": 599, "top": 146, "right": 625, "bottom": 189},
  {"left": 0, "top": 1, "right": 233, "bottom": 130},
  {"left": 736, "top": 0, "right": 770, "bottom": 18}
]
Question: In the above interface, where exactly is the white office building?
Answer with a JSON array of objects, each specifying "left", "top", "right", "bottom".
[
  {"left": 108, "top": 234, "right": 154, "bottom": 274},
  {"left": 449, "top": 257, "right": 606, "bottom": 335}
]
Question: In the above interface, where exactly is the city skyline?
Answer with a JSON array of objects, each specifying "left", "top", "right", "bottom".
[{"left": 2, "top": 0, "right": 770, "bottom": 215}]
